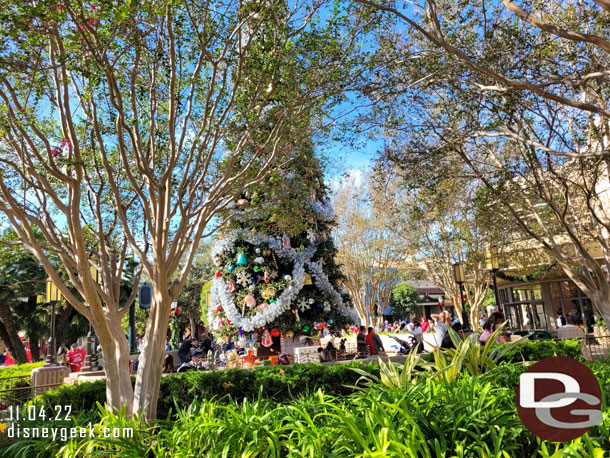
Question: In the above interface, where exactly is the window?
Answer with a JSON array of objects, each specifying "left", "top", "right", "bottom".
[{"left": 512, "top": 285, "right": 542, "bottom": 301}]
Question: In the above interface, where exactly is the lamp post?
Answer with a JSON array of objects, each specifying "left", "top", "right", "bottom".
[
  {"left": 485, "top": 245, "right": 501, "bottom": 310},
  {"left": 44, "top": 279, "right": 61, "bottom": 367},
  {"left": 452, "top": 262, "right": 466, "bottom": 318},
  {"left": 84, "top": 265, "right": 101, "bottom": 372}
]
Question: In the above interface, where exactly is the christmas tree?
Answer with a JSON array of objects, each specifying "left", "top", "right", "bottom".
[{"left": 207, "top": 149, "right": 357, "bottom": 338}]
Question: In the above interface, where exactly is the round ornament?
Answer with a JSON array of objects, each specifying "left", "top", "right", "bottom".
[
  {"left": 271, "top": 328, "right": 280, "bottom": 337},
  {"left": 237, "top": 198, "right": 248, "bottom": 205},
  {"left": 243, "top": 294, "right": 256, "bottom": 308},
  {"left": 283, "top": 275, "right": 292, "bottom": 281},
  {"left": 308, "top": 298, "right": 315, "bottom": 305},
  {"left": 255, "top": 248, "right": 261, "bottom": 254},
  {"left": 285, "top": 330, "right": 294, "bottom": 338},
  {"left": 226, "top": 264, "right": 235, "bottom": 273},
  {"left": 215, "top": 271, "right": 222, "bottom": 278},
  {"left": 303, "top": 326, "right": 309, "bottom": 332}
]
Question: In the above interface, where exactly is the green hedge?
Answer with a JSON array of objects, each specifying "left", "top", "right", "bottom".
[
  {"left": 31, "top": 339, "right": 595, "bottom": 418},
  {"left": 34, "top": 362, "right": 380, "bottom": 418},
  {"left": 0, "top": 362, "right": 44, "bottom": 389},
  {"left": 499, "top": 339, "right": 584, "bottom": 363}
]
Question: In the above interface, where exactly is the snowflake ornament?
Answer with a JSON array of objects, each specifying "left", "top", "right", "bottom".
[
  {"left": 297, "top": 297, "right": 310, "bottom": 312},
  {"left": 306, "top": 229, "right": 317, "bottom": 243},
  {"left": 236, "top": 271, "right": 251, "bottom": 287}
]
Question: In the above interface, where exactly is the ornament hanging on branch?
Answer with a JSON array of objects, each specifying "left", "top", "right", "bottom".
[{"left": 236, "top": 271, "right": 251, "bottom": 287}]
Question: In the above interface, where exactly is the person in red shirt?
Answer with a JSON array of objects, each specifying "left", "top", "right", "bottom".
[
  {"left": 365, "top": 327, "right": 385, "bottom": 355},
  {"left": 421, "top": 317, "right": 429, "bottom": 332},
  {"left": 66, "top": 343, "right": 86, "bottom": 372}
]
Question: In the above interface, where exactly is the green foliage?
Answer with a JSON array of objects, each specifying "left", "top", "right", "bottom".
[
  {"left": 350, "top": 348, "right": 425, "bottom": 390},
  {"left": 389, "top": 282, "right": 420, "bottom": 318},
  {"left": 0, "top": 362, "right": 44, "bottom": 389},
  {"left": 499, "top": 339, "right": 584, "bottom": 363},
  {"left": 12, "top": 371, "right": 609, "bottom": 457},
  {"left": 33, "top": 379, "right": 107, "bottom": 414}
]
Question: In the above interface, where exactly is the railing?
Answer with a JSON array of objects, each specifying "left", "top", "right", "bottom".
[
  {"left": 581, "top": 336, "right": 610, "bottom": 362},
  {"left": 0, "top": 376, "right": 63, "bottom": 410}
]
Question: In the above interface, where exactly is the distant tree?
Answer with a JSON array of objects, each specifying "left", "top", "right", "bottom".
[
  {"left": 334, "top": 171, "right": 403, "bottom": 331},
  {"left": 390, "top": 283, "right": 420, "bottom": 319}
]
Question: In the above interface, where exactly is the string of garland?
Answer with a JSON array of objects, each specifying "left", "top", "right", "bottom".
[{"left": 495, "top": 263, "right": 558, "bottom": 283}]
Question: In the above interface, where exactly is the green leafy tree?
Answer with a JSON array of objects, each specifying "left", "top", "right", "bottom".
[
  {"left": 0, "top": 0, "right": 360, "bottom": 418},
  {"left": 353, "top": 0, "right": 610, "bottom": 333},
  {"left": 390, "top": 283, "right": 420, "bottom": 319}
]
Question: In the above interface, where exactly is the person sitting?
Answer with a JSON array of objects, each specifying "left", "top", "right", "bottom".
[
  {"left": 356, "top": 325, "right": 368, "bottom": 355},
  {"left": 177, "top": 339, "right": 195, "bottom": 364},
  {"left": 163, "top": 354, "right": 174, "bottom": 373},
  {"left": 66, "top": 343, "right": 86, "bottom": 372},
  {"left": 366, "top": 327, "right": 385, "bottom": 356}
]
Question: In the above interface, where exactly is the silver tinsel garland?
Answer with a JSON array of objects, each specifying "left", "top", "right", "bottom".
[{"left": 208, "top": 228, "right": 356, "bottom": 331}]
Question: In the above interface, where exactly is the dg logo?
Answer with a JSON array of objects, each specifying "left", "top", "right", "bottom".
[{"left": 516, "top": 356, "right": 603, "bottom": 442}]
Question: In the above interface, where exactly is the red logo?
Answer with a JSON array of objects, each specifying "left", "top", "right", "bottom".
[{"left": 516, "top": 356, "right": 602, "bottom": 442}]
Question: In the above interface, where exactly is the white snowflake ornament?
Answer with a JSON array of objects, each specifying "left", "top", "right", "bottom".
[
  {"left": 306, "top": 229, "right": 316, "bottom": 243},
  {"left": 297, "top": 297, "right": 310, "bottom": 312},
  {"left": 236, "top": 271, "right": 251, "bottom": 287}
]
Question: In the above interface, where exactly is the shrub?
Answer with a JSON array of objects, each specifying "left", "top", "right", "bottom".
[
  {"left": 34, "top": 379, "right": 106, "bottom": 413},
  {"left": 157, "top": 361, "right": 380, "bottom": 418},
  {"left": 32, "top": 363, "right": 380, "bottom": 418},
  {"left": 499, "top": 339, "right": 583, "bottom": 363},
  {"left": 0, "top": 362, "right": 44, "bottom": 389}
]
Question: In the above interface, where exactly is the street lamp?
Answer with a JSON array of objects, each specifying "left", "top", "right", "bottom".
[
  {"left": 452, "top": 262, "right": 466, "bottom": 317},
  {"left": 84, "top": 265, "right": 101, "bottom": 372},
  {"left": 44, "top": 279, "right": 62, "bottom": 367},
  {"left": 485, "top": 245, "right": 501, "bottom": 310}
]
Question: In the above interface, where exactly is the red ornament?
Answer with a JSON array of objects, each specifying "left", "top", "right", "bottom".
[
  {"left": 270, "top": 328, "right": 280, "bottom": 337},
  {"left": 214, "top": 305, "right": 222, "bottom": 313},
  {"left": 175, "top": 307, "right": 179, "bottom": 315},
  {"left": 215, "top": 271, "right": 222, "bottom": 278},
  {"left": 227, "top": 319, "right": 232, "bottom": 324}
]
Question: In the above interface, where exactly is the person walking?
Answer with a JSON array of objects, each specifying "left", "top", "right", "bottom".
[{"left": 366, "top": 327, "right": 385, "bottom": 356}]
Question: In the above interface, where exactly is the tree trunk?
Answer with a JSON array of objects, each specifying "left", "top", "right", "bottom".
[
  {"left": 94, "top": 314, "right": 134, "bottom": 416},
  {"left": 0, "top": 321, "right": 16, "bottom": 357},
  {"left": 189, "top": 313, "right": 196, "bottom": 341},
  {"left": 30, "top": 338, "right": 41, "bottom": 362},
  {"left": 134, "top": 289, "right": 171, "bottom": 420},
  {"left": 0, "top": 301, "right": 28, "bottom": 364}
]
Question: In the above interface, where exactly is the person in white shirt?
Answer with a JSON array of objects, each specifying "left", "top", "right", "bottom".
[
  {"left": 556, "top": 310, "right": 566, "bottom": 327},
  {"left": 405, "top": 320, "right": 424, "bottom": 353}
]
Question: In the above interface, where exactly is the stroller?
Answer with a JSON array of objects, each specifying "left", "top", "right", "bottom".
[
  {"left": 176, "top": 347, "right": 213, "bottom": 373},
  {"left": 389, "top": 335, "right": 416, "bottom": 354}
]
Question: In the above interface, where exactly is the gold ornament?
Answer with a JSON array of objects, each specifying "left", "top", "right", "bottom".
[{"left": 304, "top": 273, "right": 313, "bottom": 285}]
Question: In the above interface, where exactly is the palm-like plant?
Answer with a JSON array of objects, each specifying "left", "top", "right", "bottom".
[
  {"left": 349, "top": 347, "right": 425, "bottom": 390},
  {"left": 428, "top": 323, "right": 529, "bottom": 382}
]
